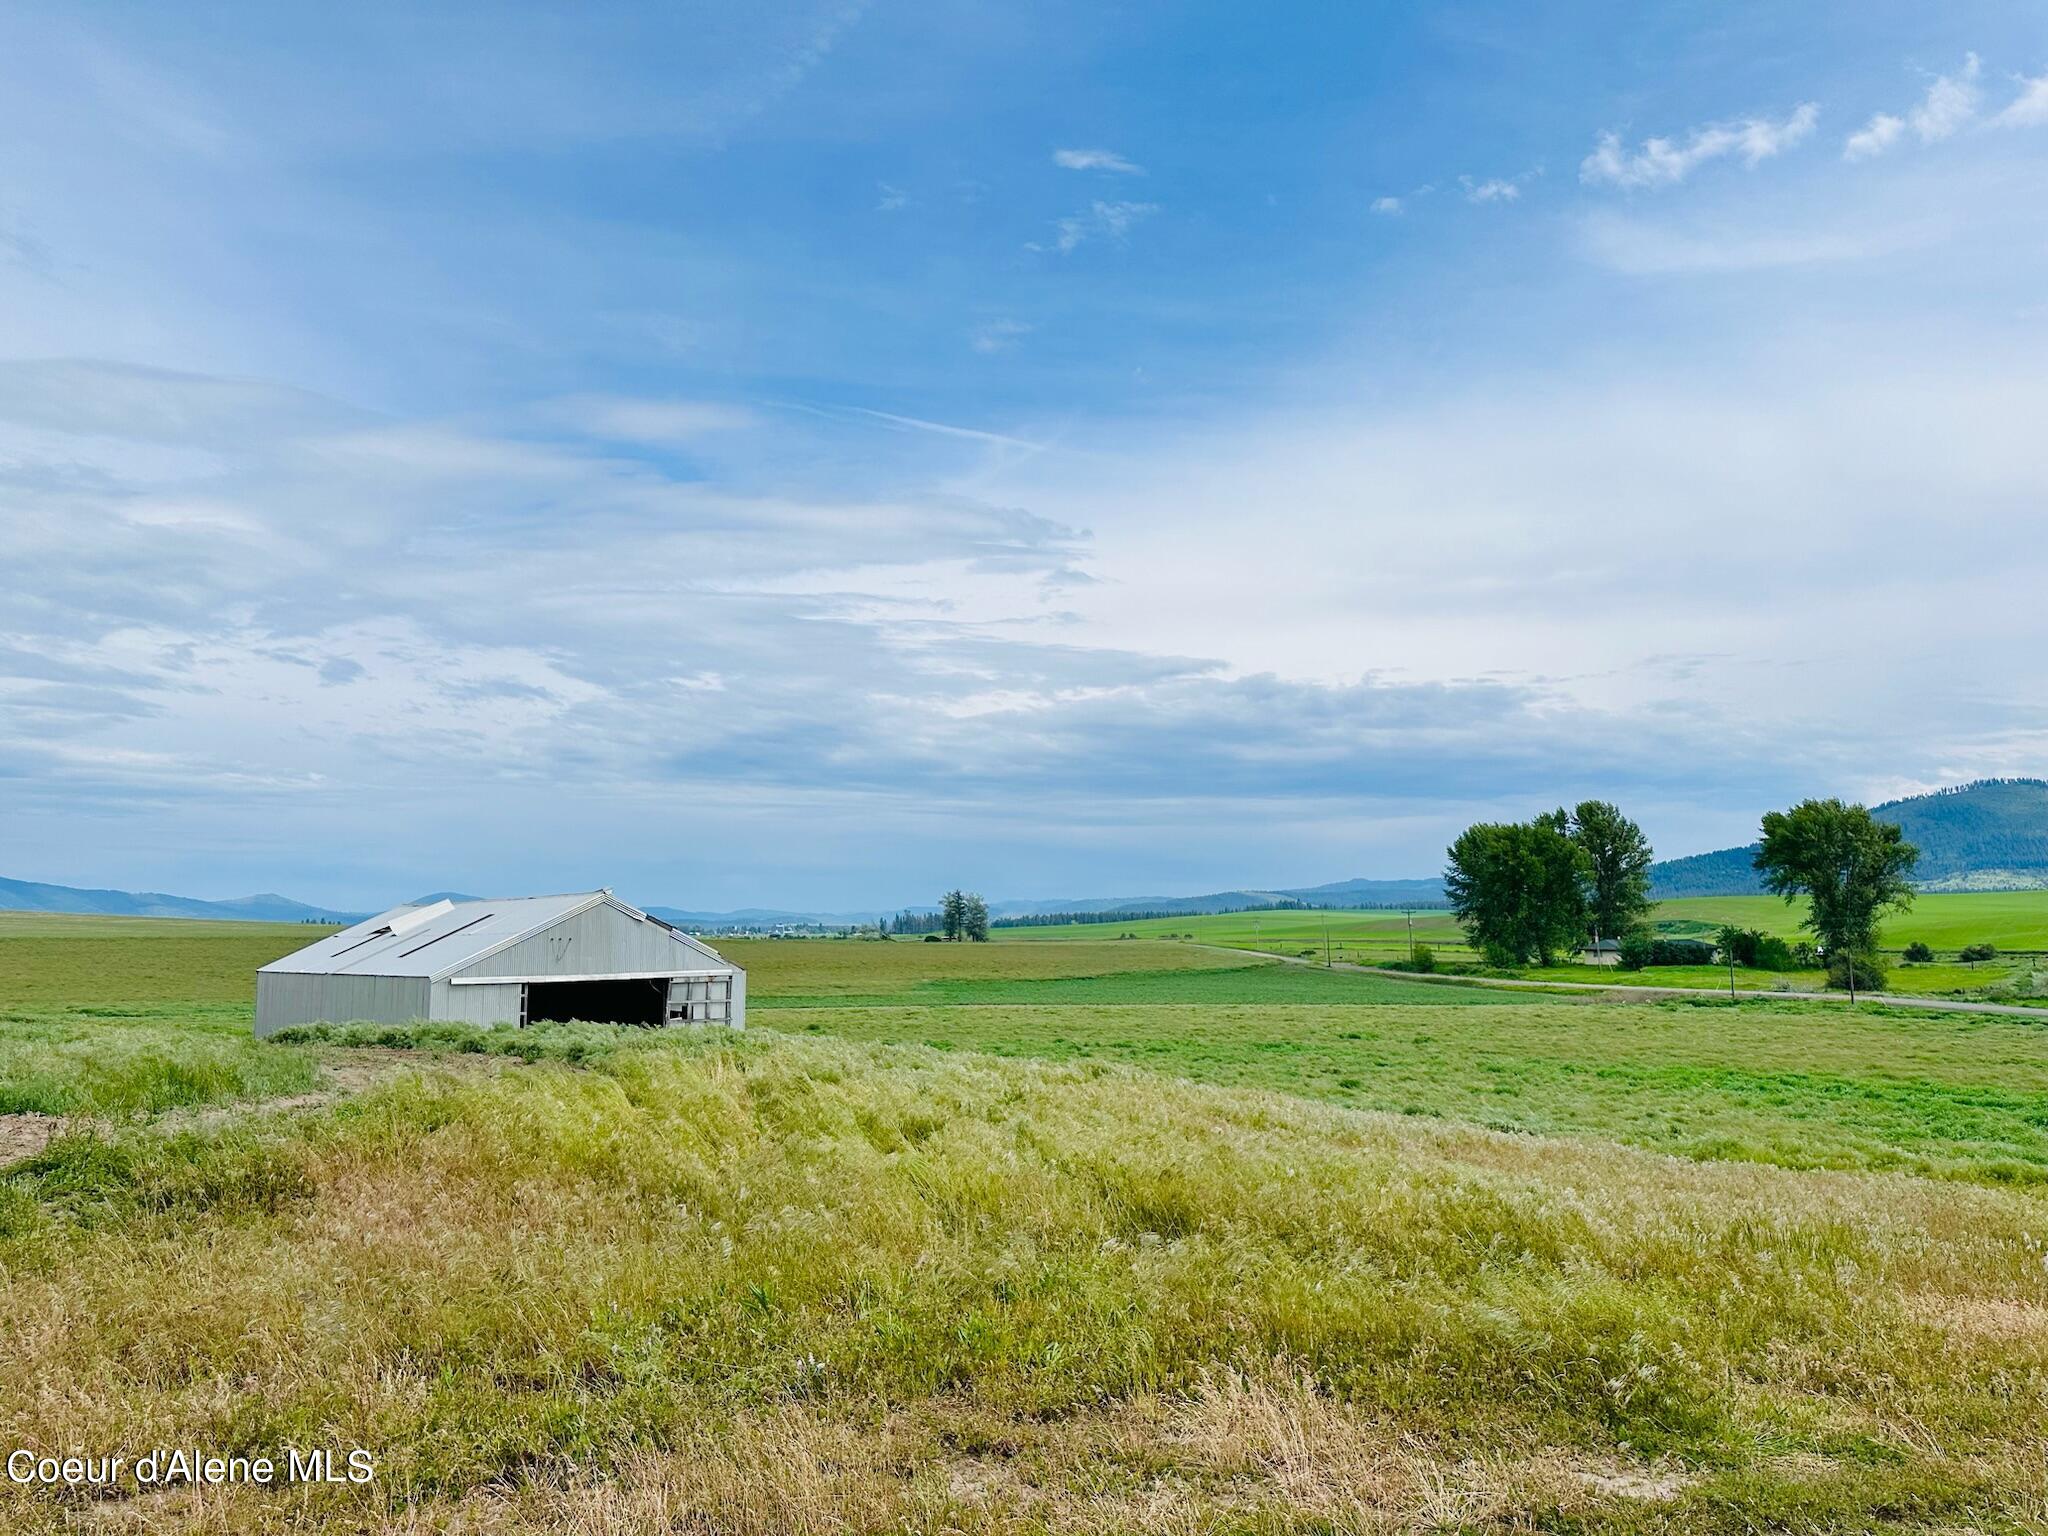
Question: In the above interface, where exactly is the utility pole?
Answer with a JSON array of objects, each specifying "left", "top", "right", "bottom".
[
  {"left": 1728, "top": 942, "right": 1737, "bottom": 1002},
  {"left": 1406, "top": 908, "right": 1414, "bottom": 966},
  {"left": 1324, "top": 920, "right": 1332, "bottom": 969}
]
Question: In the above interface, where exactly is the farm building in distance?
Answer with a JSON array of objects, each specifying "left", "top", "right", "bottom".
[
  {"left": 254, "top": 890, "right": 744, "bottom": 1037},
  {"left": 1579, "top": 937, "right": 1623, "bottom": 966}
]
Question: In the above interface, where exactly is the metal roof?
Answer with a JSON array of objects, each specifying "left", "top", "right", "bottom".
[{"left": 257, "top": 890, "right": 721, "bottom": 982}]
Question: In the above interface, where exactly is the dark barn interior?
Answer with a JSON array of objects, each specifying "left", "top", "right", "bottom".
[{"left": 525, "top": 977, "right": 667, "bottom": 1027}]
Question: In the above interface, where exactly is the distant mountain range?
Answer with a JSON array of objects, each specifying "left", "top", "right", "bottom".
[
  {"left": 7, "top": 779, "right": 2042, "bottom": 926},
  {"left": 0, "top": 874, "right": 361, "bottom": 924},
  {"left": 979, "top": 877, "right": 1452, "bottom": 921}
]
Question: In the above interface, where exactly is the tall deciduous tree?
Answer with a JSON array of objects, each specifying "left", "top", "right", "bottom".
[
  {"left": 1444, "top": 810, "right": 1589, "bottom": 966},
  {"left": 1568, "top": 800, "right": 1654, "bottom": 941},
  {"left": 1754, "top": 799, "right": 1917, "bottom": 987},
  {"left": 941, "top": 890, "right": 967, "bottom": 942},
  {"left": 962, "top": 893, "right": 990, "bottom": 942}
]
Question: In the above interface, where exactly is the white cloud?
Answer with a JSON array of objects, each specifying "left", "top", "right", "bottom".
[
  {"left": 875, "top": 182, "right": 907, "bottom": 212},
  {"left": 969, "top": 318, "right": 1031, "bottom": 353},
  {"left": 1581, "top": 103, "right": 1818, "bottom": 188},
  {"left": 1033, "top": 199, "right": 1159, "bottom": 253},
  {"left": 1910, "top": 53, "right": 1980, "bottom": 142},
  {"left": 991, "top": 343, "right": 2048, "bottom": 828},
  {"left": 1053, "top": 147, "right": 1143, "bottom": 174},
  {"left": 1461, "top": 177, "right": 1521, "bottom": 203},
  {"left": 1370, "top": 195, "right": 1403, "bottom": 215},
  {"left": 1993, "top": 71, "right": 2048, "bottom": 128},
  {"left": 1844, "top": 113, "right": 1904, "bottom": 161},
  {"left": 1842, "top": 54, "right": 1984, "bottom": 159}
]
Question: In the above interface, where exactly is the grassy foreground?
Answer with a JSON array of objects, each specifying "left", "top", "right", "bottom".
[
  {"left": 6, "top": 1027, "right": 2048, "bottom": 1532},
  {"left": 7, "top": 913, "right": 2048, "bottom": 1530}
]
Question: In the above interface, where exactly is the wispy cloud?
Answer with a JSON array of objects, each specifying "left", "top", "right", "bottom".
[
  {"left": 543, "top": 395, "right": 755, "bottom": 444},
  {"left": 1911, "top": 53, "right": 1981, "bottom": 141},
  {"left": 875, "top": 181, "right": 908, "bottom": 212},
  {"left": 1032, "top": 199, "right": 1159, "bottom": 253},
  {"left": 1843, "top": 114, "right": 1904, "bottom": 160},
  {"left": 1581, "top": 103, "right": 1818, "bottom": 188},
  {"left": 821, "top": 403, "right": 1047, "bottom": 451},
  {"left": 1992, "top": 70, "right": 2048, "bottom": 129},
  {"left": 1461, "top": 175, "right": 1523, "bottom": 203},
  {"left": 1370, "top": 195, "right": 1404, "bottom": 215},
  {"left": 1847, "top": 54, "right": 1982, "bottom": 158},
  {"left": 1577, "top": 210, "right": 1933, "bottom": 275},
  {"left": 1052, "top": 147, "right": 1143, "bottom": 174},
  {"left": 969, "top": 318, "right": 1031, "bottom": 354}
]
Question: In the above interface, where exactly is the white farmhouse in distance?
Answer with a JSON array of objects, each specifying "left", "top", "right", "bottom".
[{"left": 254, "top": 890, "right": 744, "bottom": 1037}]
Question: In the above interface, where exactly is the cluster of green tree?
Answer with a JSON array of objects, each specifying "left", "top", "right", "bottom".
[
  {"left": 937, "top": 890, "right": 990, "bottom": 942},
  {"left": 1447, "top": 796, "right": 1919, "bottom": 992},
  {"left": 1443, "top": 801, "right": 1655, "bottom": 966},
  {"left": 1710, "top": 926, "right": 1796, "bottom": 972}
]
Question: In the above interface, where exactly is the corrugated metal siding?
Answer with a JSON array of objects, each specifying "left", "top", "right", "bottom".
[
  {"left": 254, "top": 973, "right": 431, "bottom": 1037},
  {"left": 430, "top": 980, "right": 524, "bottom": 1027},
  {"left": 456, "top": 902, "right": 713, "bottom": 981}
]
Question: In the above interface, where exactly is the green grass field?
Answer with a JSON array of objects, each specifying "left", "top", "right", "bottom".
[
  {"left": 992, "top": 891, "right": 2048, "bottom": 1003},
  {"left": 6, "top": 911, "right": 2048, "bottom": 1531},
  {"left": 997, "top": 889, "right": 2048, "bottom": 955}
]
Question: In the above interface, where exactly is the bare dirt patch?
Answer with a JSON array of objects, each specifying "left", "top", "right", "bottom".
[{"left": 0, "top": 1113, "right": 63, "bottom": 1166}]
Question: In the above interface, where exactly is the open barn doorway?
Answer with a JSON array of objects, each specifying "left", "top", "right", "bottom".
[{"left": 524, "top": 977, "right": 667, "bottom": 1027}]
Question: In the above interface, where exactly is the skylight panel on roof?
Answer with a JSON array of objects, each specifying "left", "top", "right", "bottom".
[{"left": 397, "top": 911, "right": 496, "bottom": 958}]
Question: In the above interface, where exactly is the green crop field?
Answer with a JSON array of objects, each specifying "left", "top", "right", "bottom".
[
  {"left": 991, "top": 891, "right": 2048, "bottom": 1004},
  {"left": 1650, "top": 889, "right": 2048, "bottom": 951},
  {"left": 997, "top": 889, "right": 2048, "bottom": 954},
  {"left": 6, "top": 911, "right": 2048, "bottom": 1531}
]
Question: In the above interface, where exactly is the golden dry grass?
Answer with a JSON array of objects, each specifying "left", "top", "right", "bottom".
[{"left": 5, "top": 1032, "right": 2048, "bottom": 1533}]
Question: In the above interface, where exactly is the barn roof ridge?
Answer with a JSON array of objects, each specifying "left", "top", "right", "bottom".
[{"left": 258, "top": 889, "right": 724, "bottom": 981}]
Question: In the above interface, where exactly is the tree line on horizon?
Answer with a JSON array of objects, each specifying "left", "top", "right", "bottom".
[{"left": 1445, "top": 797, "right": 1919, "bottom": 991}]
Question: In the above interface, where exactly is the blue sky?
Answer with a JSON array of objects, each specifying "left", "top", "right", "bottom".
[{"left": 3, "top": 2, "right": 2045, "bottom": 911}]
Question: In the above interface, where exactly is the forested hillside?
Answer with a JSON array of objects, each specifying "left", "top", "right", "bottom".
[{"left": 1649, "top": 779, "right": 2048, "bottom": 898}]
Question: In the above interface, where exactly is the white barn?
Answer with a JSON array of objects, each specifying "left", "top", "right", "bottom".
[{"left": 254, "top": 890, "right": 744, "bottom": 1038}]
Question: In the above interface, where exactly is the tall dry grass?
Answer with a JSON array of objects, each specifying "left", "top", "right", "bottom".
[{"left": 3, "top": 1031, "right": 2046, "bottom": 1532}]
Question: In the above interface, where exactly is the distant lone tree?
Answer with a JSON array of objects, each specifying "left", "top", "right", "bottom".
[
  {"left": 1754, "top": 799, "right": 1917, "bottom": 991},
  {"left": 941, "top": 890, "right": 967, "bottom": 942},
  {"left": 1444, "top": 810, "right": 1589, "bottom": 966},
  {"left": 963, "top": 893, "right": 990, "bottom": 942},
  {"left": 1568, "top": 800, "right": 1654, "bottom": 942}
]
